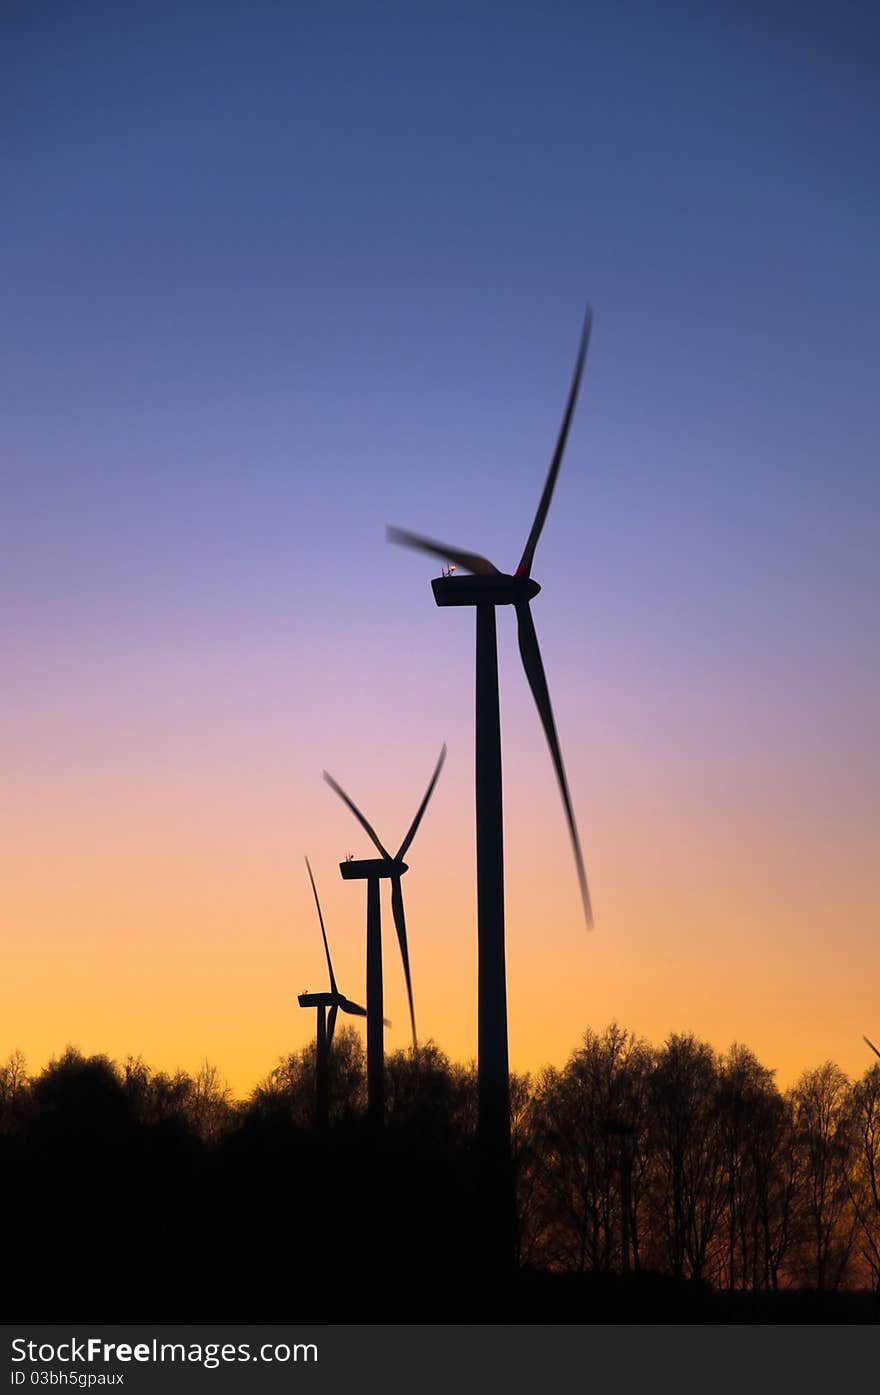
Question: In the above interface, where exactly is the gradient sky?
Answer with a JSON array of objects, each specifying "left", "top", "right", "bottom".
[{"left": 3, "top": 0, "right": 878, "bottom": 1095}]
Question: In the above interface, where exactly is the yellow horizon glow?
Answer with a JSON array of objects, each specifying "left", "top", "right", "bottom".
[{"left": 3, "top": 631, "right": 877, "bottom": 1098}]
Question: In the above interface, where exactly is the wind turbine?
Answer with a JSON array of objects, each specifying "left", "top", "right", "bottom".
[
  {"left": 323, "top": 744, "right": 447, "bottom": 1127},
  {"left": 298, "top": 856, "right": 369, "bottom": 1130},
  {"left": 387, "top": 305, "right": 594, "bottom": 1260},
  {"left": 864, "top": 1035, "right": 880, "bottom": 1061}
]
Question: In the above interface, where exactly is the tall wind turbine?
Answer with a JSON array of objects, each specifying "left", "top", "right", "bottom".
[
  {"left": 864, "top": 1035, "right": 880, "bottom": 1061},
  {"left": 387, "top": 305, "right": 594, "bottom": 1258},
  {"left": 298, "top": 857, "right": 370, "bottom": 1129},
  {"left": 323, "top": 744, "right": 447, "bottom": 1126}
]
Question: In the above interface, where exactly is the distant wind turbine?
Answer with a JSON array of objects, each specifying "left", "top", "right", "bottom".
[
  {"left": 298, "top": 856, "right": 371, "bottom": 1130},
  {"left": 387, "top": 305, "right": 594, "bottom": 1259},
  {"left": 324, "top": 744, "right": 446, "bottom": 1126}
]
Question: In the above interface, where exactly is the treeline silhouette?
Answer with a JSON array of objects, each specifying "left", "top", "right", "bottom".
[{"left": 2, "top": 1025, "right": 879, "bottom": 1321}]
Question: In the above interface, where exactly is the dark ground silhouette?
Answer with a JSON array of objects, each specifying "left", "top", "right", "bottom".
[{"left": 2, "top": 1026, "right": 879, "bottom": 1322}]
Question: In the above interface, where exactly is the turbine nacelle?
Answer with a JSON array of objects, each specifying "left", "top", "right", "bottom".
[
  {"left": 432, "top": 574, "right": 541, "bottom": 607},
  {"left": 298, "top": 990, "right": 336, "bottom": 1008},
  {"left": 298, "top": 990, "right": 371, "bottom": 1018},
  {"left": 339, "top": 857, "right": 409, "bottom": 880}
]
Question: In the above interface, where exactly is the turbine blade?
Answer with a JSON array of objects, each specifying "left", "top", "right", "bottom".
[
  {"left": 340, "top": 998, "right": 368, "bottom": 1018},
  {"left": 396, "top": 743, "right": 447, "bottom": 860},
  {"left": 516, "top": 305, "right": 592, "bottom": 578},
  {"left": 323, "top": 771, "right": 391, "bottom": 860},
  {"left": 327, "top": 1003, "right": 339, "bottom": 1048},
  {"left": 387, "top": 525, "right": 499, "bottom": 576},
  {"left": 864, "top": 1035, "right": 880, "bottom": 1061},
  {"left": 305, "top": 856, "right": 337, "bottom": 995},
  {"left": 390, "top": 873, "right": 418, "bottom": 1048},
  {"left": 515, "top": 598, "right": 593, "bottom": 928}
]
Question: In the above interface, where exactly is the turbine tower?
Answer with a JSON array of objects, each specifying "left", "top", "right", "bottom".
[
  {"left": 324, "top": 744, "right": 446, "bottom": 1127},
  {"left": 387, "top": 305, "right": 594, "bottom": 1261},
  {"left": 298, "top": 857, "right": 369, "bottom": 1130}
]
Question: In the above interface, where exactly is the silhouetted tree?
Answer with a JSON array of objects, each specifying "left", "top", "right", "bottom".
[
  {"left": 745, "top": 1077, "right": 798, "bottom": 1290},
  {"left": 254, "top": 1026, "right": 367, "bottom": 1128},
  {"left": 384, "top": 1040, "right": 473, "bottom": 1141},
  {"left": 511, "top": 1072, "right": 544, "bottom": 1268},
  {"left": 716, "top": 1044, "right": 782, "bottom": 1290},
  {"left": 188, "top": 1061, "right": 234, "bottom": 1141},
  {"left": 647, "top": 1034, "right": 725, "bottom": 1282},
  {"left": 530, "top": 1025, "right": 652, "bottom": 1275},
  {"left": 846, "top": 1062, "right": 880, "bottom": 1289},
  {"left": 27, "top": 1048, "right": 130, "bottom": 1131},
  {"left": 789, "top": 1063, "right": 856, "bottom": 1289},
  {"left": 0, "top": 1049, "right": 29, "bottom": 1131},
  {"left": 4, "top": 1031, "right": 880, "bottom": 1322}
]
